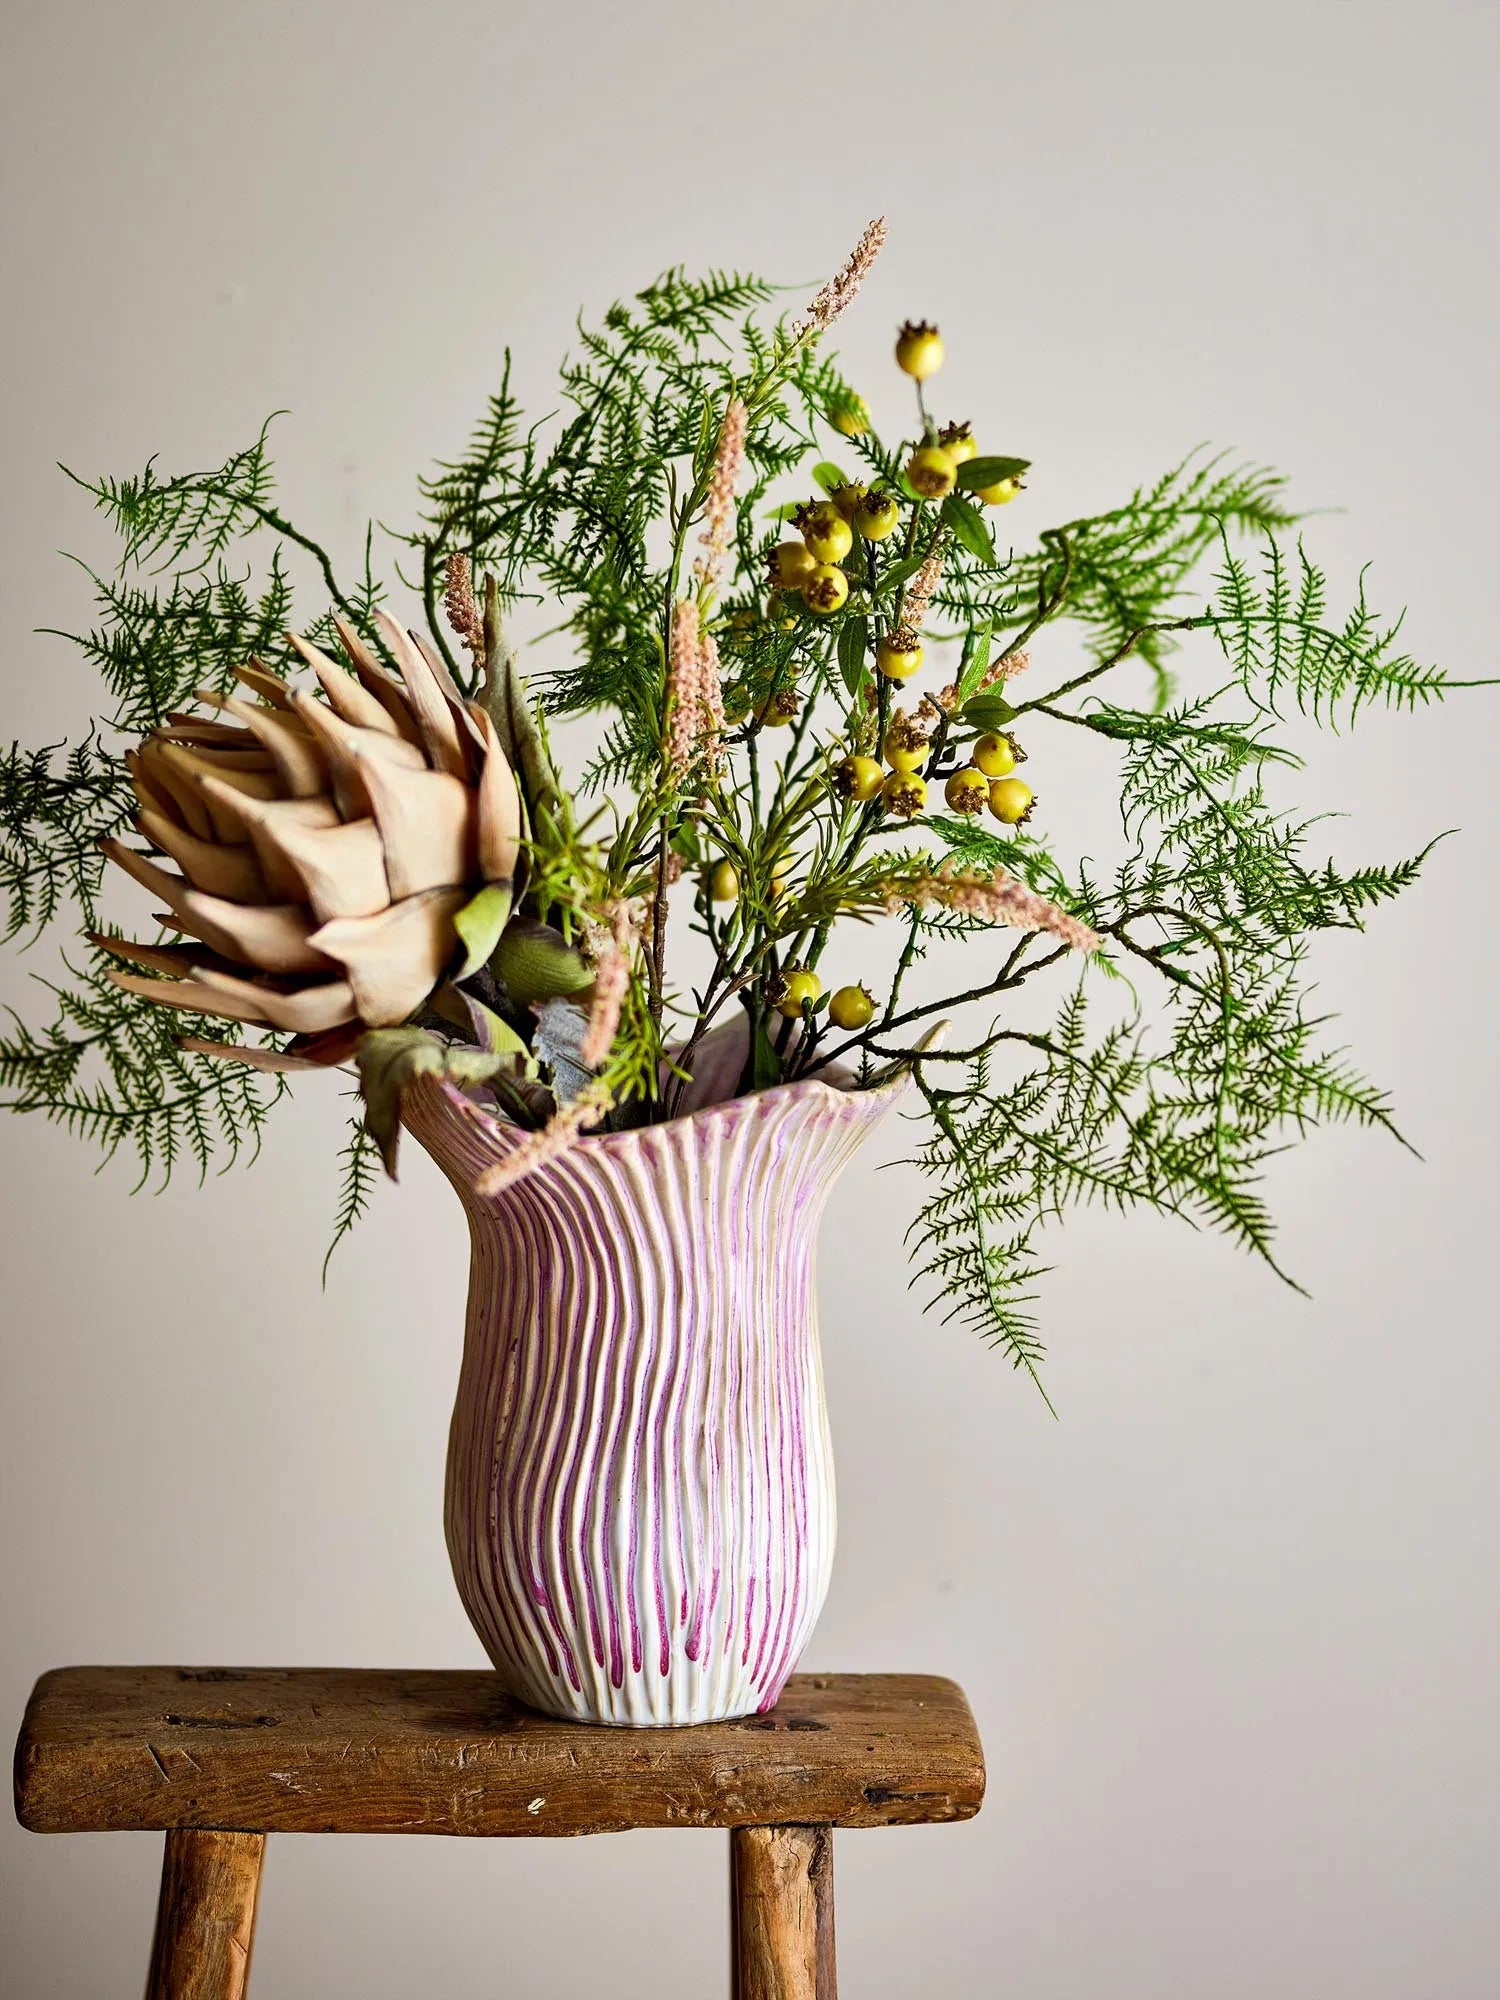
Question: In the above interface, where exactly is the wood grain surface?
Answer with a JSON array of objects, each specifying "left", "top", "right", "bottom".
[
  {"left": 731, "top": 1824, "right": 837, "bottom": 2000},
  {"left": 143, "top": 1829, "right": 264, "bottom": 2000},
  {"left": 15, "top": 1667, "right": 985, "bottom": 1838}
]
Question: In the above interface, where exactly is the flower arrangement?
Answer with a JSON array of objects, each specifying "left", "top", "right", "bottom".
[{"left": 1, "top": 220, "right": 1480, "bottom": 1397}]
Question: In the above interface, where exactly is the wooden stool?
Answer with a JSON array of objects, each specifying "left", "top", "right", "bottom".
[{"left": 14, "top": 1667, "right": 985, "bottom": 1998}]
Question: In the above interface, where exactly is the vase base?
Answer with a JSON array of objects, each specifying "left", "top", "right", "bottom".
[{"left": 482, "top": 1665, "right": 785, "bottom": 1730}]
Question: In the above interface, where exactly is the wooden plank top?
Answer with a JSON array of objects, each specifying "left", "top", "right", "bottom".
[{"left": 15, "top": 1668, "right": 985, "bottom": 1839}]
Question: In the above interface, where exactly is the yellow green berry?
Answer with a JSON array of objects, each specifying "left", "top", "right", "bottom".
[
  {"left": 798, "top": 502, "right": 854, "bottom": 565},
  {"left": 988, "top": 776, "right": 1035, "bottom": 825},
  {"left": 854, "top": 489, "right": 901, "bottom": 541},
  {"left": 974, "top": 474, "right": 1024, "bottom": 506},
  {"left": 802, "top": 564, "right": 850, "bottom": 615},
  {"left": 907, "top": 445, "right": 957, "bottom": 500},
  {"left": 708, "top": 860, "right": 739, "bottom": 902},
  {"left": 972, "top": 731, "right": 1021, "bottom": 778},
  {"left": 768, "top": 542, "right": 817, "bottom": 589},
  {"left": 876, "top": 627, "right": 923, "bottom": 680},
  {"left": 882, "top": 771, "right": 928, "bottom": 819},
  {"left": 757, "top": 686, "right": 801, "bottom": 728},
  {"left": 832, "top": 754, "right": 885, "bottom": 802},
  {"left": 883, "top": 725, "right": 929, "bottom": 775},
  {"left": 828, "top": 393, "right": 871, "bottom": 438},
  {"left": 895, "top": 321, "right": 944, "bottom": 380},
  {"left": 938, "top": 422, "right": 977, "bottom": 464},
  {"left": 944, "top": 766, "right": 990, "bottom": 816},
  {"left": 829, "top": 984, "right": 876, "bottom": 1031},
  {"left": 777, "top": 967, "right": 823, "bottom": 1018}
]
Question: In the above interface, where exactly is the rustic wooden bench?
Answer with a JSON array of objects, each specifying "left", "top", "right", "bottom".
[{"left": 14, "top": 1666, "right": 985, "bottom": 1998}]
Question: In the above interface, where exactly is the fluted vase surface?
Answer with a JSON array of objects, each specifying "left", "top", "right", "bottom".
[{"left": 405, "top": 1063, "right": 900, "bottom": 1726}]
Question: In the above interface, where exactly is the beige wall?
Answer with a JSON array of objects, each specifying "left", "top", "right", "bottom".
[{"left": 3, "top": 1, "right": 1497, "bottom": 1992}]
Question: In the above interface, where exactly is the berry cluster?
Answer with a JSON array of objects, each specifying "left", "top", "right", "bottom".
[{"left": 737, "top": 317, "right": 1042, "bottom": 1030}]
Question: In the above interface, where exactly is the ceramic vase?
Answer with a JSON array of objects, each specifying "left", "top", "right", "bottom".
[{"left": 404, "top": 1058, "right": 903, "bottom": 1726}]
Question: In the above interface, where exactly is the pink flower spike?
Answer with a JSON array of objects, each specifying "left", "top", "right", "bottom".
[
  {"left": 694, "top": 398, "right": 748, "bottom": 590},
  {"left": 879, "top": 862, "right": 1101, "bottom": 954},
  {"left": 798, "top": 217, "right": 888, "bottom": 334},
  {"left": 474, "top": 1080, "right": 614, "bottom": 1197}
]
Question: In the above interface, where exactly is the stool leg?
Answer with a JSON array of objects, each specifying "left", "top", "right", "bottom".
[
  {"left": 145, "top": 1829, "right": 265, "bottom": 2000},
  {"left": 730, "top": 1824, "right": 836, "bottom": 2000}
]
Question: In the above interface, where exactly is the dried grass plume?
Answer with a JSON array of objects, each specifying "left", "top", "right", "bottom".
[
  {"left": 798, "top": 217, "right": 887, "bottom": 334},
  {"left": 474, "top": 1079, "right": 615, "bottom": 1197},
  {"left": 880, "top": 861, "right": 1101, "bottom": 954}
]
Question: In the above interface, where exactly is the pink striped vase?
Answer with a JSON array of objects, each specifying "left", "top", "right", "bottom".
[{"left": 403, "top": 1064, "right": 905, "bottom": 1727}]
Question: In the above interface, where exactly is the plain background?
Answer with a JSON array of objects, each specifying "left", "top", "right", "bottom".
[{"left": 2, "top": 2, "right": 1497, "bottom": 1994}]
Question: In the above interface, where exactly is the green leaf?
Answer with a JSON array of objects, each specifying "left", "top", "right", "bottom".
[
  {"left": 480, "top": 579, "right": 563, "bottom": 823},
  {"left": 355, "top": 1026, "right": 521, "bottom": 1180},
  {"left": 750, "top": 1013, "right": 781, "bottom": 1091},
  {"left": 876, "top": 551, "right": 932, "bottom": 597},
  {"left": 837, "top": 617, "right": 869, "bottom": 696},
  {"left": 812, "top": 461, "right": 850, "bottom": 495},
  {"left": 962, "top": 693, "right": 1017, "bottom": 731},
  {"left": 452, "top": 882, "right": 514, "bottom": 978},
  {"left": 354, "top": 1028, "right": 447, "bottom": 1178},
  {"left": 955, "top": 455, "right": 1031, "bottom": 491},
  {"left": 764, "top": 501, "right": 804, "bottom": 522},
  {"left": 942, "top": 494, "right": 998, "bottom": 566},
  {"left": 455, "top": 1000, "right": 529, "bottom": 1062},
  {"left": 957, "top": 624, "right": 992, "bottom": 703},
  {"left": 493, "top": 917, "right": 592, "bottom": 1005}
]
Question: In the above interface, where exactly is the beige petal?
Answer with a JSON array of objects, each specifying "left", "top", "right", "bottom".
[
  {"left": 332, "top": 615, "right": 425, "bottom": 747},
  {"left": 90, "top": 933, "right": 247, "bottom": 983},
  {"left": 138, "top": 809, "right": 266, "bottom": 903},
  {"left": 100, "top": 837, "right": 189, "bottom": 909},
  {"left": 127, "top": 751, "right": 184, "bottom": 828},
  {"left": 105, "top": 967, "right": 275, "bottom": 1028},
  {"left": 289, "top": 690, "right": 426, "bottom": 820},
  {"left": 99, "top": 847, "right": 266, "bottom": 969},
  {"left": 161, "top": 718, "right": 263, "bottom": 749},
  {"left": 158, "top": 743, "right": 279, "bottom": 844},
  {"left": 286, "top": 631, "right": 403, "bottom": 737},
  {"left": 255, "top": 813, "right": 391, "bottom": 923},
  {"left": 355, "top": 756, "right": 470, "bottom": 898},
  {"left": 178, "top": 1037, "right": 330, "bottom": 1073},
  {"left": 212, "top": 791, "right": 340, "bottom": 902},
  {"left": 373, "top": 611, "right": 467, "bottom": 778},
  {"left": 177, "top": 890, "right": 336, "bottom": 975},
  {"left": 159, "top": 739, "right": 276, "bottom": 774},
  {"left": 235, "top": 659, "right": 295, "bottom": 709},
  {"left": 310, "top": 887, "right": 466, "bottom": 1027},
  {"left": 139, "top": 742, "right": 215, "bottom": 841},
  {"left": 188, "top": 965, "right": 361, "bottom": 1035},
  {"left": 196, "top": 687, "right": 328, "bottom": 799},
  {"left": 470, "top": 706, "right": 523, "bottom": 884},
  {"left": 409, "top": 630, "right": 485, "bottom": 762}
]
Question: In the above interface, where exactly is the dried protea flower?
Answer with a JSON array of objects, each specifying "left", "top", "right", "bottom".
[{"left": 96, "top": 611, "right": 522, "bottom": 1069}]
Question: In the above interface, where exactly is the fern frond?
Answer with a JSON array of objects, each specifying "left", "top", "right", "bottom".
[{"left": 324, "top": 1102, "right": 381, "bottom": 1279}]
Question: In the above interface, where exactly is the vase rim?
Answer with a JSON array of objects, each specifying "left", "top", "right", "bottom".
[{"left": 405, "top": 1020, "right": 947, "bottom": 1169}]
